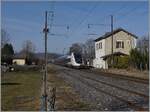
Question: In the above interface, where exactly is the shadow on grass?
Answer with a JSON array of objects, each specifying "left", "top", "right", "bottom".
[{"left": 1, "top": 82, "right": 21, "bottom": 85}]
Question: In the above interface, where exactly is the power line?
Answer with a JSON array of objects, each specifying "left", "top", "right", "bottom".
[
  {"left": 48, "top": 24, "right": 69, "bottom": 38},
  {"left": 48, "top": 24, "right": 69, "bottom": 28},
  {"left": 137, "top": 10, "right": 148, "bottom": 15},
  {"left": 49, "top": 33, "right": 68, "bottom": 37},
  {"left": 47, "top": 2, "right": 70, "bottom": 38},
  {"left": 85, "top": 3, "right": 128, "bottom": 36},
  {"left": 115, "top": 5, "right": 143, "bottom": 22},
  {"left": 76, "top": 4, "right": 97, "bottom": 27},
  {"left": 87, "top": 4, "right": 143, "bottom": 36},
  {"left": 50, "top": 1, "right": 55, "bottom": 11},
  {"left": 96, "top": 3, "right": 128, "bottom": 24},
  {"left": 69, "top": 2, "right": 126, "bottom": 39},
  {"left": 69, "top": 3, "right": 98, "bottom": 36},
  {"left": 88, "top": 23, "right": 110, "bottom": 29}
]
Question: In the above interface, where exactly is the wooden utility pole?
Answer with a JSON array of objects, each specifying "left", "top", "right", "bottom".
[
  {"left": 43, "top": 11, "right": 48, "bottom": 111},
  {"left": 43, "top": 10, "right": 54, "bottom": 111},
  {"left": 111, "top": 15, "right": 114, "bottom": 67}
]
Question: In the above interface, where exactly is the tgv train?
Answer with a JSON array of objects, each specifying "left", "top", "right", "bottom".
[{"left": 53, "top": 52, "right": 91, "bottom": 69}]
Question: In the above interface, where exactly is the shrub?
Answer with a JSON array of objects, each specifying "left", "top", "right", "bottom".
[
  {"left": 113, "top": 56, "right": 129, "bottom": 69},
  {"left": 129, "top": 48, "right": 149, "bottom": 70},
  {"left": 107, "top": 55, "right": 129, "bottom": 69}
]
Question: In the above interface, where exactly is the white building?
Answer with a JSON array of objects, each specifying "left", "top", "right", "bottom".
[
  {"left": 93, "top": 28, "right": 138, "bottom": 69},
  {"left": 13, "top": 58, "right": 26, "bottom": 65},
  {"left": 12, "top": 54, "right": 26, "bottom": 65}
]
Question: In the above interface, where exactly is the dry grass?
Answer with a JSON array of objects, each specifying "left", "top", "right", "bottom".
[
  {"left": 94, "top": 68, "right": 149, "bottom": 80},
  {"left": 107, "top": 68, "right": 149, "bottom": 80},
  {"left": 47, "top": 65, "right": 91, "bottom": 111}
]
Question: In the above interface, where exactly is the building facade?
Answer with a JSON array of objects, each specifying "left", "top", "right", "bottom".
[
  {"left": 13, "top": 58, "right": 26, "bottom": 65},
  {"left": 93, "top": 28, "right": 138, "bottom": 69}
]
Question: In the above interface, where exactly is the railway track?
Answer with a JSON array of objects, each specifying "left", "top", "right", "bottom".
[
  {"left": 54, "top": 64, "right": 148, "bottom": 84},
  {"left": 82, "top": 69, "right": 149, "bottom": 84},
  {"left": 61, "top": 69, "right": 148, "bottom": 111},
  {"left": 77, "top": 73, "right": 148, "bottom": 99},
  {"left": 64, "top": 69, "right": 149, "bottom": 99}
]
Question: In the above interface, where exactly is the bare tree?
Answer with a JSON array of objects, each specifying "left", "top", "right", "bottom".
[
  {"left": 21, "top": 40, "right": 36, "bottom": 61},
  {"left": 135, "top": 35, "right": 149, "bottom": 70},
  {"left": 69, "top": 39, "right": 95, "bottom": 65},
  {"left": 1, "top": 29, "right": 10, "bottom": 48},
  {"left": 137, "top": 35, "right": 149, "bottom": 53},
  {"left": 82, "top": 38, "right": 95, "bottom": 66},
  {"left": 69, "top": 43, "right": 83, "bottom": 63}
]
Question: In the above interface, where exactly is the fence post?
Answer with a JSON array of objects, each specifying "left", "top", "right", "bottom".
[{"left": 47, "top": 87, "right": 56, "bottom": 111}]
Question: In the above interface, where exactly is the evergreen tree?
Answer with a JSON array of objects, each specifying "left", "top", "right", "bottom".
[{"left": 1, "top": 43, "right": 14, "bottom": 64}]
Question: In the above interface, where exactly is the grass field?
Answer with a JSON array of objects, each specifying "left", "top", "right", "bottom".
[
  {"left": 1, "top": 71, "right": 42, "bottom": 111},
  {"left": 1, "top": 65, "right": 90, "bottom": 111}
]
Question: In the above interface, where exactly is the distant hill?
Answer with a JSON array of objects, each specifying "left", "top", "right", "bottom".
[
  {"left": 34, "top": 52, "right": 62, "bottom": 60},
  {"left": 13, "top": 52, "right": 63, "bottom": 62}
]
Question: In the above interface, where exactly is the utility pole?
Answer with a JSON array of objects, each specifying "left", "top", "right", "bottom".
[
  {"left": 43, "top": 11, "right": 48, "bottom": 111},
  {"left": 43, "top": 10, "right": 54, "bottom": 111},
  {"left": 111, "top": 15, "right": 114, "bottom": 67}
]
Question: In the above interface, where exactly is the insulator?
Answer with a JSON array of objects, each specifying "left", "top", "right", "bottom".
[{"left": 43, "top": 28, "right": 49, "bottom": 33}]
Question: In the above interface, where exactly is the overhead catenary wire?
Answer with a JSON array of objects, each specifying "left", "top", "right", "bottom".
[
  {"left": 94, "top": 3, "right": 128, "bottom": 25},
  {"left": 49, "top": 33, "right": 68, "bottom": 37},
  {"left": 69, "top": 3, "right": 98, "bottom": 36},
  {"left": 48, "top": 2, "right": 70, "bottom": 38},
  {"left": 87, "top": 4, "right": 145, "bottom": 36},
  {"left": 87, "top": 2, "right": 140, "bottom": 26},
  {"left": 61, "top": 2, "right": 126, "bottom": 39},
  {"left": 115, "top": 4, "right": 143, "bottom": 22},
  {"left": 86, "top": 3, "right": 128, "bottom": 36}
]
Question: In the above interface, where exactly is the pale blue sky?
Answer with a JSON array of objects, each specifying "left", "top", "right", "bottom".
[{"left": 1, "top": 1, "right": 148, "bottom": 54}]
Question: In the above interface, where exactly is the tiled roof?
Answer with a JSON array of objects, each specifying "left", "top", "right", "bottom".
[{"left": 95, "top": 28, "right": 138, "bottom": 42}]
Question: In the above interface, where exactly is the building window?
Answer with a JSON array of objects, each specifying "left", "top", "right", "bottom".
[
  {"left": 96, "top": 42, "right": 102, "bottom": 50},
  {"left": 116, "top": 41, "right": 124, "bottom": 48},
  {"left": 99, "top": 42, "right": 102, "bottom": 49},
  {"left": 127, "top": 40, "right": 130, "bottom": 46},
  {"left": 96, "top": 43, "right": 99, "bottom": 50}
]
